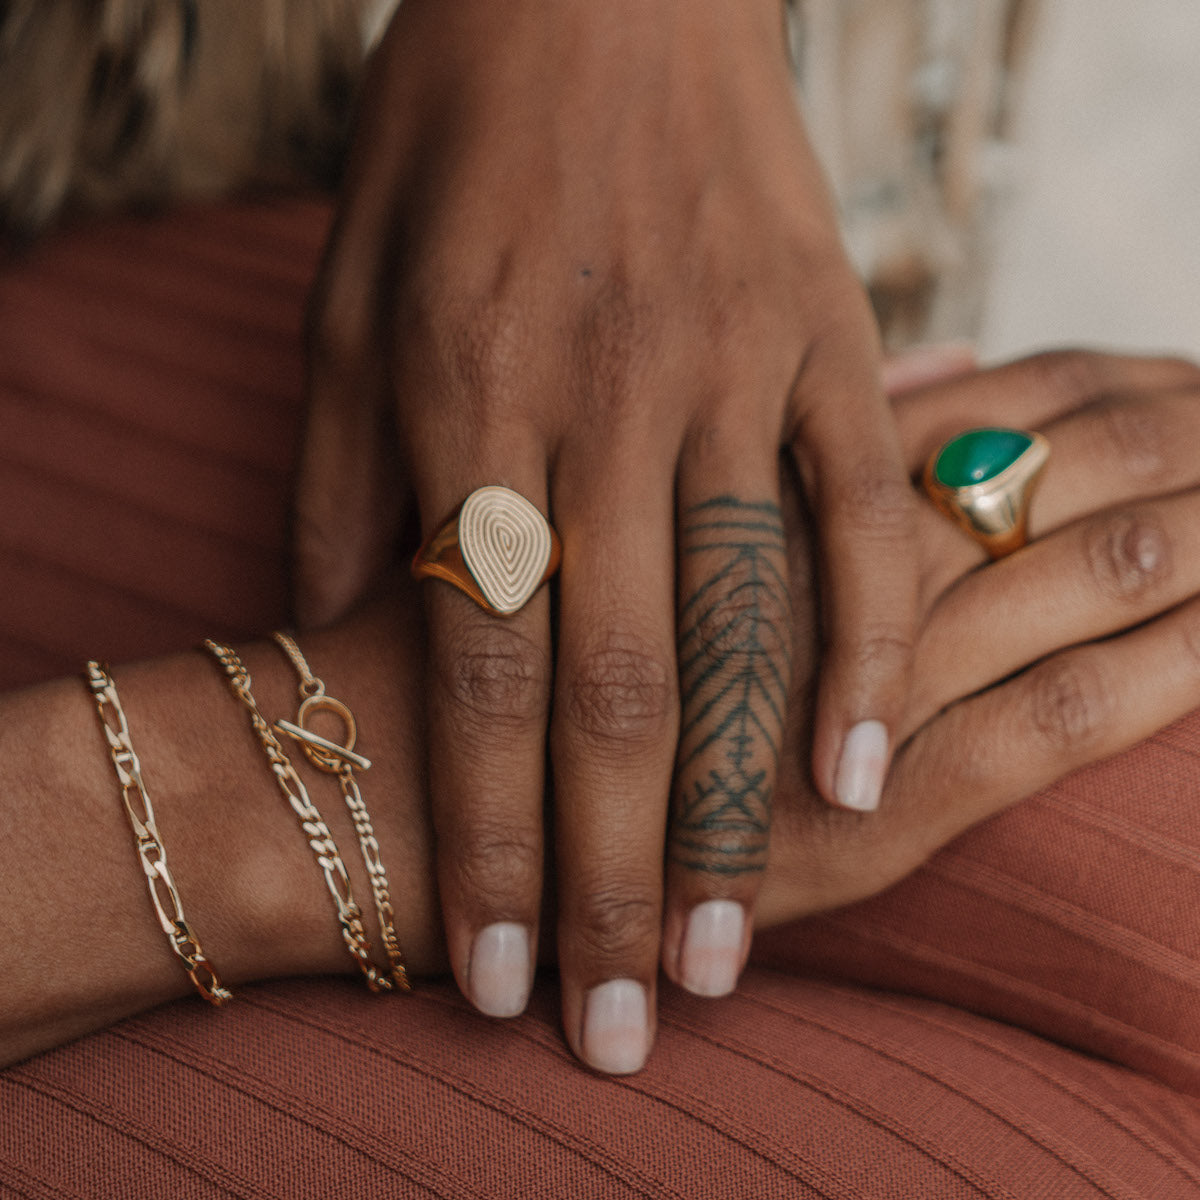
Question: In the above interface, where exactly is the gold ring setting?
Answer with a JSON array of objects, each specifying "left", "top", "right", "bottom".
[
  {"left": 923, "top": 428, "right": 1050, "bottom": 559},
  {"left": 412, "top": 485, "right": 562, "bottom": 616}
]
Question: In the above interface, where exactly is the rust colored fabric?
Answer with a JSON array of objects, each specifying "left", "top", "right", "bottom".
[{"left": 0, "top": 201, "right": 1197, "bottom": 1197}]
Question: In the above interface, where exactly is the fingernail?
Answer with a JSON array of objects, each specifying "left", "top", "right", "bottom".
[
  {"left": 679, "top": 900, "right": 747, "bottom": 997},
  {"left": 468, "top": 923, "right": 532, "bottom": 1018},
  {"left": 835, "top": 720, "right": 889, "bottom": 812},
  {"left": 880, "top": 340, "right": 976, "bottom": 394},
  {"left": 582, "top": 980, "right": 649, "bottom": 1075}
]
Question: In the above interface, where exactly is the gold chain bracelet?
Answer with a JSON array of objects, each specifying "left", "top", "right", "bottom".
[
  {"left": 84, "top": 662, "right": 233, "bottom": 1005},
  {"left": 271, "top": 632, "right": 411, "bottom": 991},
  {"left": 202, "top": 639, "right": 395, "bottom": 993}
]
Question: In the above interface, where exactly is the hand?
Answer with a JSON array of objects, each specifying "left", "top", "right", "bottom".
[
  {"left": 294, "top": 0, "right": 918, "bottom": 1070},
  {"left": 755, "top": 350, "right": 1200, "bottom": 925},
  {"left": 7, "top": 354, "right": 1199, "bottom": 1069}
]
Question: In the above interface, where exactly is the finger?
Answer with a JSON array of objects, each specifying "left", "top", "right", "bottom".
[
  {"left": 896, "top": 350, "right": 1200, "bottom": 472},
  {"left": 293, "top": 101, "right": 414, "bottom": 629},
  {"left": 1031, "top": 388, "right": 1200, "bottom": 533},
  {"left": 881, "top": 341, "right": 977, "bottom": 397},
  {"left": 893, "top": 592, "right": 1200, "bottom": 862},
  {"left": 915, "top": 386, "right": 1200, "bottom": 600},
  {"left": 660, "top": 428, "right": 790, "bottom": 997},
  {"left": 551, "top": 452, "right": 678, "bottom": 1075},
  {"left": 420, "top": 457, "right": 552, "bottom": 1020},
  {"left": 908, "top": 488, "right": 1200, "bottom": 742},
  {"left": 791, "top": 322, "right": 918, "bottom": 814},
  {"left": 291, "top": 359, "right": 405, "bottom": 629},
  {"left": 757, "top": 553, "right": 1200, "bottom": 926}
]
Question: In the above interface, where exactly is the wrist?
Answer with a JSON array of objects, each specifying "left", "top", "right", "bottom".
[{"left": 176, "top": 603, "right": 445, "bottom": 987}]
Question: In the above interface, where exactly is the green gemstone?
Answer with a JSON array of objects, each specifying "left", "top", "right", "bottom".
[{"left": 934, "top": 428, "right": 1034, "bottom": 488}]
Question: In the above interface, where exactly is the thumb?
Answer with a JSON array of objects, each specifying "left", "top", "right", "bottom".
[{"left": 291, "top": 360, "right": 406, "bottom": 629}]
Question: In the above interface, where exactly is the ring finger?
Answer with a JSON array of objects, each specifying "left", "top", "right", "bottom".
[
  {"left": 660, "top": 425, "right": 791, "bottom": 997},
  {"left": 913, "top": 382, "right": 1200, "bottom": 600},
  {"left": 417, "top": 454, "right": 554, "bottom": 1020}
]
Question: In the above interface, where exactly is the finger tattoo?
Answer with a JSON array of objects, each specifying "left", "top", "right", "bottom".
[{"left": 671, "top": 497, "right": 792, "bottom": 875}]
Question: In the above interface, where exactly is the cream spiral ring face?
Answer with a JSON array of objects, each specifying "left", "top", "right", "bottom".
[{"left": 458, "top": 486, "right": 554, "bottom": 615}]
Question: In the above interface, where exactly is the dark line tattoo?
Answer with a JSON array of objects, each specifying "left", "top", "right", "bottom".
[{"left": 670, "top": 496, "right": 791, "bottom": 876}]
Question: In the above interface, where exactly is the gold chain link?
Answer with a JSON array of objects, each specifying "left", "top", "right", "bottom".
[
  {"left": 271, "top": 632, "right": 411, "bottom": 991},
  {"left": 202, "top": 640, "right": 395, "bottom": 993},
  {"left": 84, "top": 662, "right": 233, "bottom": 1005}
]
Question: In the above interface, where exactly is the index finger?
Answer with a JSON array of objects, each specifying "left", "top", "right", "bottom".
[
  {"left": 790, "top": 323, "right": 918, "bottom": 814},
  {"left": 894, "top": 350, "right": 1200, "bottom": 471}
]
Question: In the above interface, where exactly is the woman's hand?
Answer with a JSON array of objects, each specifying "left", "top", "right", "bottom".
[
  {"left": 293, "top": 0, "right": 918, "bottom": 1064},
  {"left": 754, "top": 351, "right": 1200, "bottom": 926},
  {"left": 7, "top": 351, "right": 1200, "bottom": 1070}
]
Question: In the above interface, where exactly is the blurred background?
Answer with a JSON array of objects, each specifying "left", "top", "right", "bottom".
[{"left": 793, "top": 0, "right": 1200, "bottom": 363}]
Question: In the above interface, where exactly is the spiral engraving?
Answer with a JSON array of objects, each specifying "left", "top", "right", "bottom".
[{"left": 459, "top": 486, "right": 553, "bottom": 614}]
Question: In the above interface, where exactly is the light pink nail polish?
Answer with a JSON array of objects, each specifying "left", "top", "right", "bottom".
[
  {"left": 835, "top": 720, "right": 888, "bottom": 812},
  {"left": 679, "top": 900, "right": 746, "bottom": 997},
  {"left": 880, "top": 340, "right": 976, "bottom": 394},
  {"left": 582, "top": 980, "right": 649, "bottom": 1075},
  {"left": 468, "top": 923, "right": 532, "bottom": 1018}
]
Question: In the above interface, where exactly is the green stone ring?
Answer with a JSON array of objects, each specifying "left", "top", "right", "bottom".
[{"left": 923, "top": 427, "right": 1050, "bottom": 558}]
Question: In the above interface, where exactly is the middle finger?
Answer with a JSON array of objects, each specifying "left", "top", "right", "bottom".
[{"left": 551, "top": 444, "right": 679, "bottom": 1076}]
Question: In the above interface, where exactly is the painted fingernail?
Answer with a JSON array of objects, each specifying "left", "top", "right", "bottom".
[
  {"left": 582, "top": 980, "right": 649, "bottom": 1075},
  {"left": 835, "top": 720, "right": 889, "bottom": 812},
  {"left": 680, "top": 900, "right": 746, "bottom": 997},
  {"left": 468, "top": 922, "right": 532, "bottom": 1018},
  {"left": 880, "top": 340, "right": 976, "bottom": 393}
]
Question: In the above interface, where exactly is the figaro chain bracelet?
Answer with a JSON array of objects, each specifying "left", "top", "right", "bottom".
[
  {"left": 85, "top": 662, "right": 233, "bottom": 1005},
  {"left": 203, "top": 639, "right": 397, "bottom": 993},
  {"left": 271, "top": 632, "right": 411, "bottom": 991}
]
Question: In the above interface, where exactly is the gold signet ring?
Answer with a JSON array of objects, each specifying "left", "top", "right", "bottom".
[
  {"left": 923, "top": 428, "right": 1050, "bottom": 559},
  {"left": 412, "top": 485, "right": 562, "bottom": 616}
]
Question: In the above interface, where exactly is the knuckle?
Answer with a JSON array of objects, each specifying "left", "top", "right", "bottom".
[
  {"left": 843, "top": 628, "right": 916, "bottom": 681},
  {"left": 1029, "top": 656, "right": 1111, "bottom": 751},
  {"left": 830, "top": 464, "right": 916, "bottom": 540},
  {"left": 437, "top": 624, "right": 549, "bottom": 726},
  {"left": 667, "top": 821, "right": 770, "bottom": 877},
  {"left": 448, "top": 822, "right": 542, "bottom": 912},
  {"left": 449, "top": 294, "right": 526, "bottom": 403},
  {"left": 1163, "top": 354, "right": 1200, "bottom": 387},
  {"left": 565, "top": 635, "right": 674, "bottom": 746},
  {"left": 1092, "top": 396, "right": 1170, "bottom": 482},
  {"left": 573, "top": 278, "right": 657, "bottom": 417},
  {"left": 398, "top": 278, "right": 529, "bottom": 421},
  {"left": 1180, "top": 608, "right": 1200, "bottom": 671},
  {"left": 1083, "top": 508, "right": 1172, "bottom": 603},
  {"left": 689, "top": 561, "right": 792, "bottom": 677},
  {"left": 1027, "top": 349, "right": 1110, "bottom": 407},
  {"left": 695, "top": 273, "right": 759, "bottom": 349},
  {"left": 571, "top": 883, "right": 660, "bottom": 961}
]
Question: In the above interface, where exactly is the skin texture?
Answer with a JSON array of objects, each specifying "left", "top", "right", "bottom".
[
  {"left": 5, "top": 352, "right": 1200, "bottom": 1072},
  {"left": 292, "top": 0, "right": 919, "bottom": 1038}
]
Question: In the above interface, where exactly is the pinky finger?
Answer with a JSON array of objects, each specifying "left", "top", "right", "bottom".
[{"left": 896, "top": 594, "right": 1200, "bottom": 854}]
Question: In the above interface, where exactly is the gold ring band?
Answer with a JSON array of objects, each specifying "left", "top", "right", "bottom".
[
  {"left": 923, "top": 428, "right": 1050, "bottom": 559},
  {"left": 412, "top": 485, "right": 562, "bottom": 616}
]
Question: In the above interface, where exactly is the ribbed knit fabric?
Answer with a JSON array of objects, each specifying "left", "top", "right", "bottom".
[
  {"left": 3, "top": 972, "right": 1198, "bottom": 1199},
  {"left": 1, "top": 200, "right": 1197, "bottom": 1198}
]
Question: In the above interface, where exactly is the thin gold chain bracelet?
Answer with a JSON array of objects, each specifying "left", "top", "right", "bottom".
[
  {"left": 85, "top": 661, "right": 233, "bottom": 1005},
  {"left": 202, "top": 639, "right": 395, "bottom": 993},
  {"left": 271, "top": 632, "right": 411, "bottom": 991}
]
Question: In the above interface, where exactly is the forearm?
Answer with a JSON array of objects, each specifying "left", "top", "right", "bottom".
[{"left": 0, "top": 595, "right": 443, "bottom": 1067}]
